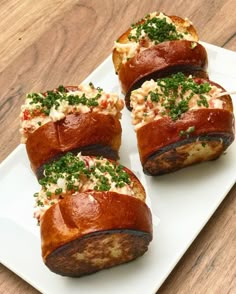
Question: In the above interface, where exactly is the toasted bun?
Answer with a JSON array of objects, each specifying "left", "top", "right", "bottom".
[
  {"left": 26, "top": 112, "right": 122, "bottom": 178},
  {"left": 40, "top": 192, "right": 152, "bottom": 277},
  {"left": 119, "top": 40, "right": 208, "bottom": 108},
  {"left": 138, "top": 109, "right": 234, "bottom": 175},
  {"left": 134, "top": 79, "right": 234, "bottom": 175},
  {"left": 113, "top": 14, "right": 199, "bottom": 73}
]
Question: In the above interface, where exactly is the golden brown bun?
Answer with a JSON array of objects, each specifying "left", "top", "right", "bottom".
[
  {"left": 26, "top": 112, "right": 122, "bottom": 178},
  {"left": 135, "top": 80, "right": 235, "bottom": 175},
  {"left": 113, "top": 14, "right": 199, "bottom": 73},
  {"left": 119, "top": 40, "right": 208, "bottom": 108},
  {"left": 40, "top": 192, "right": 152, "bottom": 277}
]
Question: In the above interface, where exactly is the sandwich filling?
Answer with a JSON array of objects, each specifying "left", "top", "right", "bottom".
[
  {"left": 114, "top": 12, "right": 196, "bottom": 64},
  {"left": 20, "top": 83, "right": 124, "bottom": 143},
  {"left": 131, "top": 73, "right": 225, "bottom": 130},
  {"left": 34, "top": 153, "right": 136, "bottom": 222}
]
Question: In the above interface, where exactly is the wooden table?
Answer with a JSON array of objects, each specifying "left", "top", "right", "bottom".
[{"left": 0, "top": 0, "right": 235, "bottom": 293}]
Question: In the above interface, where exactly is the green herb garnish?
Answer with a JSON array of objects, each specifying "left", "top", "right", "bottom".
[
  {"left": 147, "top": 73, "right": 211, "bottom": 120},
  {"left": 37, "top": 153, "right": 131, "bottom": 198},
  {"left": 128, "top": 15, "right": 184, "bottom": 44},
  {"left": 179, "top": 126, "right": 195, "bottom": 138},
  {"left": 37, "top": 200, "right": 44, "bottom": 207},
  {"left": 190, "top": 42, "right": 197, "bottom": 49},
  {"left": 27, "top": 84, "right": 102, "bottom": 116}
]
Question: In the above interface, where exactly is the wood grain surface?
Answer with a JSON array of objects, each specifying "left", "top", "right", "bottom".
[{"left": 0, "top": 0, "right": 235, "bottom": 293}]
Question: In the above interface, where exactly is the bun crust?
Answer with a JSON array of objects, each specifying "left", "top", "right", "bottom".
[
  {"left": 119, "top": 40, "right": 208, "bottom": 108},
  {"left": 137, "top": 107, "right": 234, "bottom": 175},
  {"left": 26, "top": 112, "right": 122, "bottom": 177},
  {"left": 112, "top": 14, "right": 199, "bottom": 74},
  {"left": 40, "top": 192, "right": 152, "bottom": 277}
]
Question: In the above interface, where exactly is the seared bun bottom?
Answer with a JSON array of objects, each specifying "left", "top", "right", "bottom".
[
  {"left": 45, "top": 229, "right": 151, "bottom": 277},
  {"left": 143, "top": 134, "right": 232, "bottom": 175},
  {"left": 41, "top": 192, "right": 153, "bottom": 277},
  {"left": 137, "top": 109, "right": 235, "bottom": 175}
]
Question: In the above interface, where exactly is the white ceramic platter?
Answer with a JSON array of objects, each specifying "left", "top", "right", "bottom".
[{"left": 0, "top": 42, "right": 235, "bottom": 294}]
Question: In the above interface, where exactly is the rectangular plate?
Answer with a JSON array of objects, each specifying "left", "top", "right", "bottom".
[{"left": 0, "top": 42, "right": 235, "bottom": 294}]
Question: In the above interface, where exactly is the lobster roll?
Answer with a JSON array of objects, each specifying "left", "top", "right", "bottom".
[
  {"left": 20, "top": 84, "right": 124, "bottom": 178},
  {"left": 112, "top": 12, "right": 208, "bottom": 109},
  {"left": 33, "top": 153, "right": 152, "bottom": 277},
  {"left": 130, "top": 73, "right": 235, "bottom": 175}
]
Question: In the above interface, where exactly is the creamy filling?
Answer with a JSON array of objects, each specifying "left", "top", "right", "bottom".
[
  {"left": 114, "top": 12, "right": 195, "bottom": 64},
  {"left": 20, "top": 84, "right": 124, "bottom": 143},
  {"left": 34, "top": 154, "right": 135, "bottom": 222},
  {"left": 131, "top": 76, "right": 225, "bottom": 130}
]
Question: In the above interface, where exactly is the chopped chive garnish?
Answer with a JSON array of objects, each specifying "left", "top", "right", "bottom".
[
  {"left": 26, "top": 84, "right": 103, "bottom": 116},
  {"left": 34, "top": 153, "right": 131, "bottom": 207},
  {"left": 128, "top": 15, "right": 185, "bottom": 43},
  {"left": 147, "top": 73, "right": 211, "bottom": 120}
]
